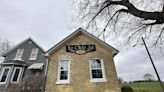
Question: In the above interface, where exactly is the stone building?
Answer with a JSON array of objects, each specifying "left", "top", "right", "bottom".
[{"left": 45, "top": 28, "right": 120, "bottom": 92}]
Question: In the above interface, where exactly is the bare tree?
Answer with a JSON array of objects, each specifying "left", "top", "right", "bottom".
[
  {"left": 73, "top": 0, "right": 164, "bottom": 48},
  {"left": 0, "top": 39, "right": 14, "bottom": 56},
  {"left": 0, "top": 39, "right": 14, "bottom": 63}
]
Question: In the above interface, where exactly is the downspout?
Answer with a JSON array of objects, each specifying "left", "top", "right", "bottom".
[{"left": 42, "top": 55, "right": 49, "bottom": 92}]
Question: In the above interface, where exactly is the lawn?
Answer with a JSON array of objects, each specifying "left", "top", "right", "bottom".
[{"left": 122, "top": 82, "right": 164, "bottom": 92}]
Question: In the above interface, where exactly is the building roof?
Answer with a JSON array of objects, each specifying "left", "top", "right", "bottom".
[
  {"left": 2, "top": 37, "right": 45, "bottom": 57},
  {"left": 45, "top": 28, "right": 119, "bottom": 56},
  {"left": 0, "top": 60, "right": 27, "bottom": 66}
]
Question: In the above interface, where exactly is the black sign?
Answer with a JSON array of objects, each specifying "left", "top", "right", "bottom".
[{"left": 66, "top": 44, "right": 96, "bottom": 55}]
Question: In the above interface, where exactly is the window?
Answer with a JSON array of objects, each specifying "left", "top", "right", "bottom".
[
  {"left": 89, "top": 58, "right": 107, "bottom": 82},
  {"left": 11, "top": 67, "right": 23, "bottom": 83},
  {"left": 0, "top": 67, "right": 11, "bottom": 84},
  {"left": 15, "top": 49, "right": 24, "bottom": 60},
  {"left": 56, "top": 59, "right": 70, "bottom": 84},
  {"left": 29, "top": 48, "right": 38, "bottom": 60}
]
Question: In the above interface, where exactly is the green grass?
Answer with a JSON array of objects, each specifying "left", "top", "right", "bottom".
[{"left": 122, "top": 82, "right": 164, "bottom": 92}]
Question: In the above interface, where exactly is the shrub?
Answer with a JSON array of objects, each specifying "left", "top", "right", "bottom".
[{"left": 121, "top": 85, "right": 134, "bottom": 92}]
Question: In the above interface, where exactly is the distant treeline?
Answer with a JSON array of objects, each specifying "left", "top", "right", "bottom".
[{"left": 128, "top": 80, "right": 158, "bottom": 83}]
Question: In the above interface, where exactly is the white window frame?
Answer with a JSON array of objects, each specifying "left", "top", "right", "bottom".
[
  {"left": 29, "top": 48, "right": 38, "bottom": 60},
  {"left": 89, "top": 58, "right": 107, "bottom": 82},
  {"left": 56, "top": 59, "right": 70, "bottom": 84},
  {"left": 0, "top": 67, "right": 11, "bottom": 84},
  {"left": 11, "top": 67, "right": 23, "bottom": 83},
  {"left": 15, "top": 49, "right": 24, "bottom": 60}
]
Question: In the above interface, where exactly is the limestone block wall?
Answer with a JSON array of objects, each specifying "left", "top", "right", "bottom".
[{"left": 45, "top": 34, "right": 120, "bottom": 92}]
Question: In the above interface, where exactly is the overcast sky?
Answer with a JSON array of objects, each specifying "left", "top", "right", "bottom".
[{"left": 0, "top": 0, "right": 163, "bottom": 82}]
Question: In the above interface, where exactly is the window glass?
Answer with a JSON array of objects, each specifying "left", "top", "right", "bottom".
[
  {"left": 0, "top": 69, "right": 9, "bottom": 82},
  {"left": 0, "top": 67, "right": 11, "bottom": 84},
  {"left": 59, "top": 60, "right": 69, "bottom": 80},
  {"left": 91, "top": 59, "right": 103, "bottom": 79},
  {"left": 60, "top": 71, "right": 68, "bottom": 80},
  {"left": 30, "top": 48, "right": 38, "bottom": 60},
  {"left": 91, "top": 59, "right": 101, "bottom": 68},
  {"left": 15, "top": 49, "right": 24, "bottom": 60},
  {"left": 90, "top": 59, "right": 106, "bottom": 81},
  {"left": 92, "top": 69, "right": 103, "bottom": 78},
  {"left": 11, "top": 67, "right": 22, "bottom": 82}
]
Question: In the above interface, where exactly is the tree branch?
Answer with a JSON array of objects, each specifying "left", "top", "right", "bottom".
[
  {"left": 105, "top": 0, "right": 164, "bottom": 22},
  {"left": 154, "top": 28, "right": 164, "bottom": 45},
  {"left": 97, "top": 9, "right": 124, "bottom": 37},
  {"left": 86, "top": 2, "right": 109, "bottom": 29}
]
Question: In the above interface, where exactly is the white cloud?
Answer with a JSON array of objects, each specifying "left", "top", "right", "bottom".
[{"left": 0, "top": 0, "right": 74, "bottom": 50}]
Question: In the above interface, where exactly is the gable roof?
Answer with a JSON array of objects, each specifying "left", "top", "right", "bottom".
[
  {"left": 2, "top": 37, "right": 45, "bottom": 57},
  {"left": 45, "top": 28, "right": 119, "bottom": 56}
]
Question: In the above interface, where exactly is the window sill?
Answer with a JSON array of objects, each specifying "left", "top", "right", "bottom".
[
  {"left": 0, "top": 82, "right": 6, "bottom": 85},
  {"left": 90, "top": 79, "right": 107, "bottom": 83},
  {"left": 29, "top": 58, "right": 36, "bottom": 60},
  {"left": 56, "top": 80, "right": 70, "bottom": 84}
]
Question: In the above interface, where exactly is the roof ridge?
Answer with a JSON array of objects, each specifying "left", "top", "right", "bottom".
[{"left": 2, "top": 37, "right": 45, "bottom": 57}]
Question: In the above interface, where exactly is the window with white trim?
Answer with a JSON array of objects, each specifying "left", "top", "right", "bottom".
[
  {"left": 0, "top": 67, "right": 11, "bottom": 84},
  {"left": 89, "top": 58, "right": 107, "bottom": 82},
  {"left": 56, "top": 59, "right": 70, "bottom": 84},
  {"left": 15, "top": 49, "right": 24, "bottom": 60},
  {"left": 29, "top": 48, "right": 38, "bottom": 60},
  {"left": 11, "top": 67, "right": 23, "bottom": 83}
]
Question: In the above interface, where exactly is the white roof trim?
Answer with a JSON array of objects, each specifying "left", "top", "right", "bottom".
[
  {"left": 45, "top": 28, "right": 119, "bottom": 56},
  {"left": 29, "top": 37, "right": 46, "bottom": 52}
]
